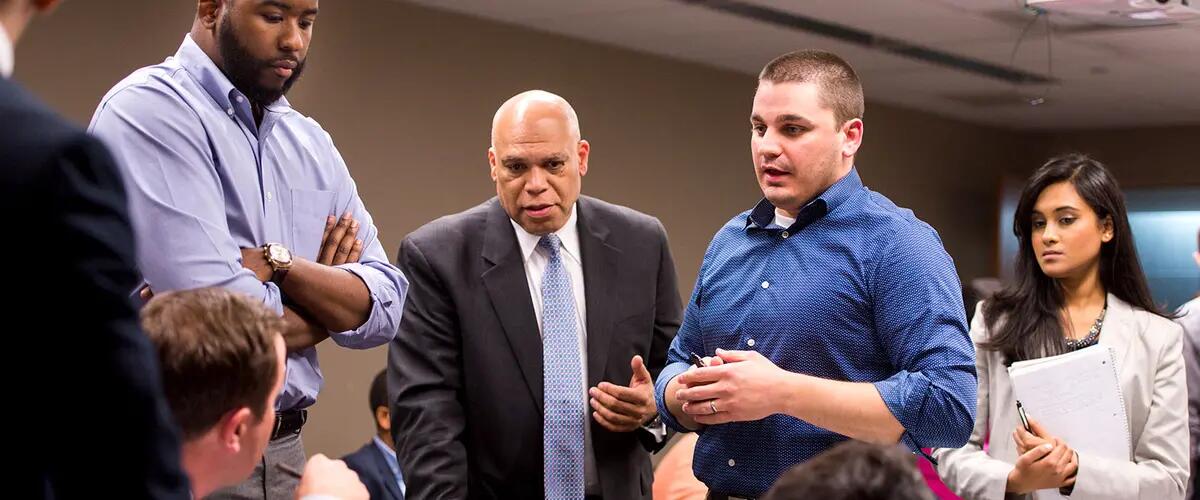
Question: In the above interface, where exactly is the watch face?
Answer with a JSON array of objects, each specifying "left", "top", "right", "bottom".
[{"left": 269, "top": 245, "right": 292, "bottom": 264}]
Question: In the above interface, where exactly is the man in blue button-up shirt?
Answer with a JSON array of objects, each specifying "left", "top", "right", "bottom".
[
  {"left": 655, "top": 50, "right": 976, "bottom": 498},
  {"left": 88, "top": 1, "right": 407, "bottom": 498}
]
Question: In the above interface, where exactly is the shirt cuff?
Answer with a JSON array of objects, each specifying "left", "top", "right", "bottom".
[
  {"left": 655, "top": 361, "right": 692, "bottom": 433},
  {"left": 262, "top": 281, "right": 285, "bottom": 316},
  {"left": 873, "top": 369, "right": 933, "bottom": 451},
  {"left": 326, "top": 262, "right": 406, "bottom": 349},
  {"left": 642, "top": 418, "right": 667, "bottom": 443}
]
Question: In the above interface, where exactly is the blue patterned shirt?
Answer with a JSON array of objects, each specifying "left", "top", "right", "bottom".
[{"left": 654, "top": 167, "right": 976, "bottom": 496}]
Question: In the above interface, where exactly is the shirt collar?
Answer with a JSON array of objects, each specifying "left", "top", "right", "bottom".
[
  {"left": 173, "top": 34, "right": 292, "bottom": 120},
  {"left": 372, "top": 435, "right": 405, "bottom": 494},
  {"left": 510, "top": 202, "right": 581, "bottom": 263},
  {"left": 372, "top": 435, "right": 398, "bottom": 468},
  {"left": 0, "top": 22, "right": 14, "bottom": 78},
  {"left": 746, "top": 166, "right": 863, "bottom": 232}
]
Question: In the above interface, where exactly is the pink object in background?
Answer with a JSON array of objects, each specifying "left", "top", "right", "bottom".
[{"left": 918, "top": 450, "right": 960, "bottom": 499}]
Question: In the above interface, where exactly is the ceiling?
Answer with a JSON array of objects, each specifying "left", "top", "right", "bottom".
[{"left": 401, "top": 0, "right": 1200, "bottom": 130}]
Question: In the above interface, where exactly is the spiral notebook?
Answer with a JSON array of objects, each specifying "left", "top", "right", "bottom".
[{"left": 1008, "top": 345, "right": 1130, "bottom": 500}]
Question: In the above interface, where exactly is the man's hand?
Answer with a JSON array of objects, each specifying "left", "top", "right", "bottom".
[
  {"left": 295, "top": 454, "right": 368, "bottom": 500},
  {"left": 268, "top": 213, "right": 372, "bottom": 333},
  {"left": 663, "top": 354, "right": 725, "bottom": 430},
  {"left": 675, "top": 348, "right": 792, "bottom": 425},
  {"left": 589, "top": 355, "right": 657, "bottom": 432},
  {"left": 318, "top": 213, "right": 362, "bottom": 266},
  {"left": 240, "top": 212, "right": 363, "bottom": 284}
]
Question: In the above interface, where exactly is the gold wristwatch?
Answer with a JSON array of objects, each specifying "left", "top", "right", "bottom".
[{"left": 263, "top": 243, "right": 293, "bottom": 285}]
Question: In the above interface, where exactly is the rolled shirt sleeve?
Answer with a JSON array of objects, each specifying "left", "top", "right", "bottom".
[
  {"left": 321, "top": 137, "right": 407, "bottom": 348},
  {"left": 870, "top": 227, "right": 977, "bottom": 451}
]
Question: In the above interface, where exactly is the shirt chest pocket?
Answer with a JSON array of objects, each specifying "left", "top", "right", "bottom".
[{"left": 290, "top": 189, "right": 337, "bottom": 261}]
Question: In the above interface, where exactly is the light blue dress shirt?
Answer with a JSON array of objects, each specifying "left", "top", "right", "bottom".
[{"left": 88, "top": 34, "right": 408, "bottom": 411}]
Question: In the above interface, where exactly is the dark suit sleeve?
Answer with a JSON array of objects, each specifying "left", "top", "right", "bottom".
[
  {"left": 639, "top": 220, "right": 683, "bottom": 453},
  {"left": 650, "top": 219, "right": 683, "bottom": 382},
  {"left": 389, "top": 237, "right": 468, "bottom": 500},
  {"left": 45, "top": 135, "right": 191, "bottom": 499},
  {"left": 342, "top": 448, "right": 391, "bottom": 500}
]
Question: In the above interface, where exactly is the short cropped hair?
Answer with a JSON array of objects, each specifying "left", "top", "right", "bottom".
[
  {"left": 369, "top": 369, "right": 387, "bottom": 415},
  {"left": 141, "top": 288, "right": 282, "bottom": 439},
  {"left": 759, "top": 49, "right": 865, "bottom": 126}
]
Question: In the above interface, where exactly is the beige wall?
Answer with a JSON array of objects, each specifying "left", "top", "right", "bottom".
[
  {"left": 13, "top": 1, "right": 1196, "bottom": 459},
  {"left": 1035, "top": 126, "right": 1200, "bottom": 189}
]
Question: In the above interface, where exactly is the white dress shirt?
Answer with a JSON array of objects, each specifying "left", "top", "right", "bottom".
[{"left": 510, "top": 203, "right": 588, "bottom": 344}]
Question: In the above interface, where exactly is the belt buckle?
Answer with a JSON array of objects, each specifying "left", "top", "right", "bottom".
[{"left": 271, "top": 413, "right": 284, "bottom": 440}]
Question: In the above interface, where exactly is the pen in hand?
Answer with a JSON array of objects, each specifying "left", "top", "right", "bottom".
[{"left": 1016, "top": 400, "right": 1032, "bottom": 433}]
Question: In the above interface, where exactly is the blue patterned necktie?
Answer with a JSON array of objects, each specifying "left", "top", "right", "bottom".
[{"left": 539, "top": 234, "right": 586, "bottom": 500}]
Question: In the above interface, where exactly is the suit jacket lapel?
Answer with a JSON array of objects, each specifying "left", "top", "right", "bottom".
[
  {"left": 480, "top": 199, "right": 544, "bottom": 413},
  {"left": 369, "top": 443, "right": 405, "bottom": 500},
  {"left": 578, "top": 197, "right": 621, "bottom": 389},
  {"left": 1101, "top": 293, "right": 1136, "bottom": 376}
]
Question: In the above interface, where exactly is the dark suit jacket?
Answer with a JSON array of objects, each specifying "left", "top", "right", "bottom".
[
  {"left": 344, "top": 441, "right": 405, "bottom": 500},
  {"left": 1, "top": 76, "right": 190, "bottom": 499},
  {"left": 389, "top": 196, "right": 682, "bottom": 499}
]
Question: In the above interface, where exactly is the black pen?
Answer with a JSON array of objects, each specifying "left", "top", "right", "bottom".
[
  {"left": 1016, "top": 400, "right": 1032, "bottom": 433},
  {"left": 689, "top": 352, "right": 708, "bottom": 368}
]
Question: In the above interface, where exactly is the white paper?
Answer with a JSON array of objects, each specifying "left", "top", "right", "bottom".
[{"left": 1008, "top": 346, "right": 1130, "bottom": 500}]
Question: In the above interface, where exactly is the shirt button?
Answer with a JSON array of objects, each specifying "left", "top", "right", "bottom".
[
  {"left": 747, "top": 338, "right": 756, "bottom": 347},
  {"left": 226, "top": 108, "right": 234, "bottom": 116},
  {"left": 728, "top": 459, "right": 736, "bottom": 467},
  {"left": 266, "top": 191, "right": 273, "bottom": 202},
  {"left": 761, "top": 281, "right": 770, "bottom": 289},
  {"left": 781, "top": 231, "right": 790, "bottom": 239},
  {"left": 235, "top": 95, "right": 244, "bottom": 103}
]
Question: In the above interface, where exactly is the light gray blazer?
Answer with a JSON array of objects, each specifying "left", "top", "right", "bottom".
[{"left": 934, "top": 294, "right": 1189, "bottom": 499}]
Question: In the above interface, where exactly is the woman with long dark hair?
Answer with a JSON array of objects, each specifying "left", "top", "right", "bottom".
[{"left": 934, "top": 154, "right": 1188, "bottom": 499}]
